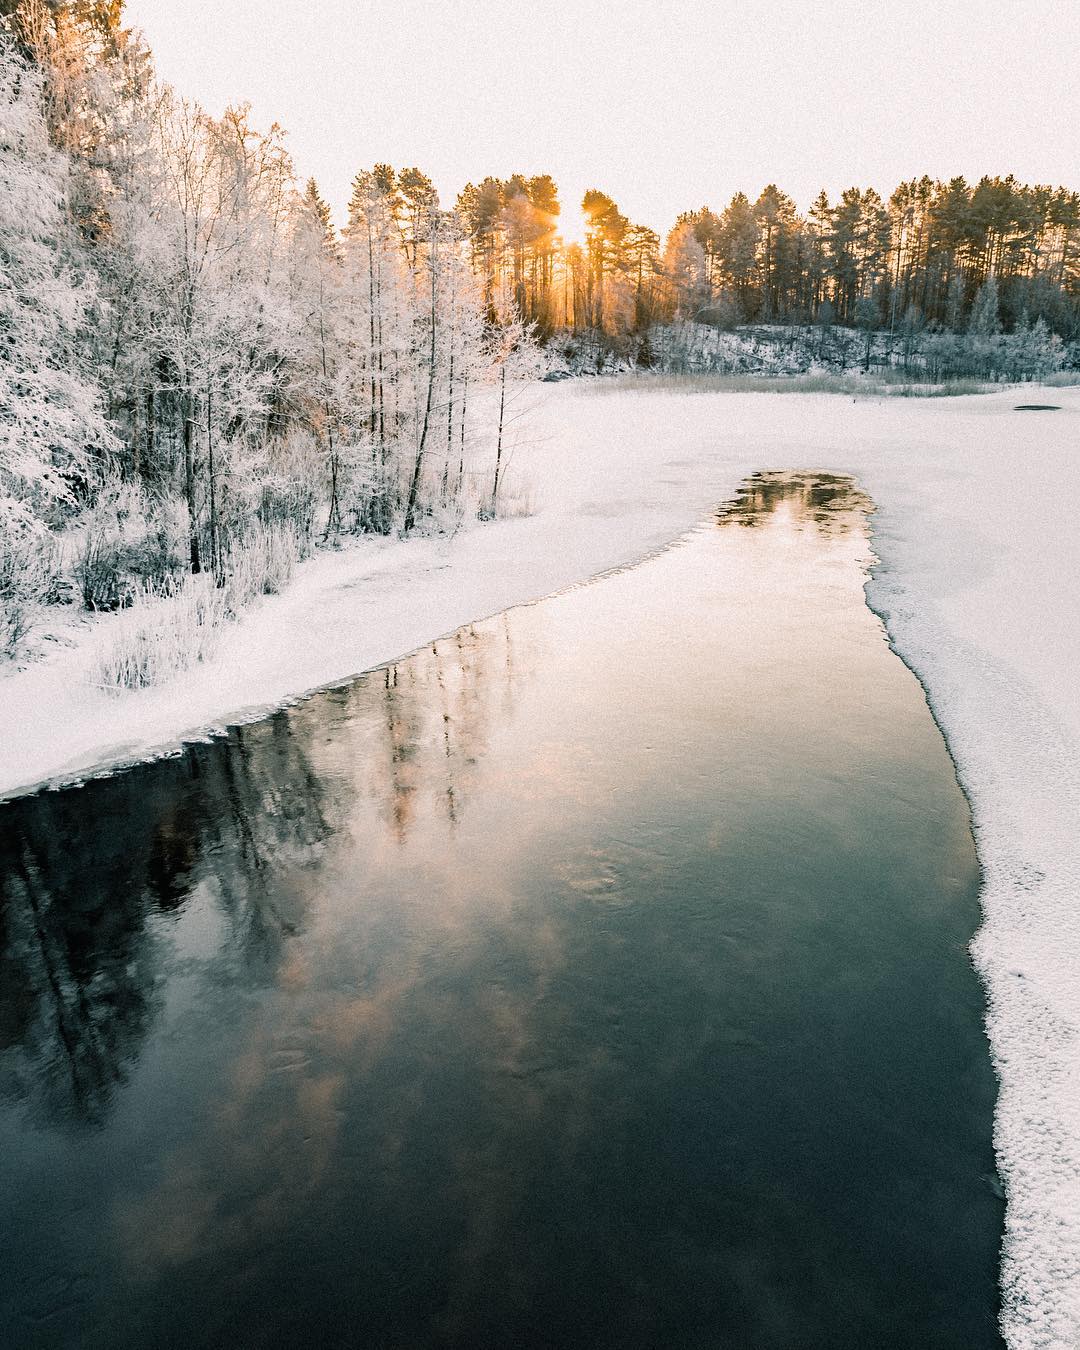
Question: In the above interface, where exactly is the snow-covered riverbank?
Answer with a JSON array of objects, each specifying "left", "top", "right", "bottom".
[{"left": 3, "top": 381, "right": 1079, "bottom": 1346}]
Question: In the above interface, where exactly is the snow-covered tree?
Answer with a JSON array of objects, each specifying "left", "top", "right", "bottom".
[
  {"left": 0, "top": 40, "right": 113, "bottom": 537},
  {"left": 663, "top": 220, "right": 709, "bottom": 320},
  {"left": 286, "top": 177, "right": 345, "bottom": 534},
  {"left": 968, "top": 276, "right": 1001, "bottom": 338}
]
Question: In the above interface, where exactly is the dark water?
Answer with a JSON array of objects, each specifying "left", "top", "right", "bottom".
[{"left": 0, "top": 474, "right": 1002, "bottom": 1349}]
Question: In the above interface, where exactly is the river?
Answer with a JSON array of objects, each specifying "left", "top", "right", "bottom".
[{"left": 0, "top": 473, "right": 1002, "bottom": 1348}]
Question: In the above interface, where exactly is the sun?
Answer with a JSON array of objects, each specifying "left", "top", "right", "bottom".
[{"left": 557, "top": 204, "right": 590, "bottom": 248}]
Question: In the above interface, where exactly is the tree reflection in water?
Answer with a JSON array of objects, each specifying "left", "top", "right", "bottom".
[
  {"left": 720, "top": 470, "right": 873, "bottom": 533},
  {"left": 0, "top": 619, "right": 525, "bottom": 1127}
]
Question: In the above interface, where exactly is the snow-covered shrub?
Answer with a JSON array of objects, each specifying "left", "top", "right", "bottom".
[
  {"left": 93, "top": 575, "right": 230, "bottom": 691},
  {"left": 74, "top": 530, "right": 126, "bottom": 610},
  {"left": 338, "top": 436, "right": 391, "bottom": 535},
  {"left": 92, "top": 512, "right": 304, "bottom": 691},
  {"left": 224, "top": 520, "right": 302, "bottom": 613},
  {"left": 73, "top": 480, "right": 186, "bottom": 610},
  {"left": 1004, "top": 317, "right": 1065, "bottom": 382},
  {"left": 135, "top": 495, "right": 190, "bottom": 589},
  {"left": 483, "top": 468, "right": 534, "bottom": 521},
  {"left": 205, "top": 433, "right": 319, "bottom": 576},
  {"left": 259, "top": 477, "right": 317, "bottom": 556},
  {"left": 922, "top": 315, "right": 1064, "bottom": 384},
  {"left": 257, "top": 433, "right": 321, "bottom": 556},
  {"left": 0, "top": 535, "right": 57, "bottom": 658}
]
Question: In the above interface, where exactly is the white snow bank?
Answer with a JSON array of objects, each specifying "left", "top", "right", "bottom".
[{"left": 3, "top": 381, "right": 1080, "bottom": 1346}]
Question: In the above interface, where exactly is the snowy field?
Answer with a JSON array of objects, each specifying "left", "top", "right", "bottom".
[{"left": 3, "top": 382, "right": 1080, "bottom": 1347}]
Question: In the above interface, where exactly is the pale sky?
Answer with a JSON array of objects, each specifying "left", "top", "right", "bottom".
[{"left": 124, "top": 0, "right": 1080, "bottom": 239}]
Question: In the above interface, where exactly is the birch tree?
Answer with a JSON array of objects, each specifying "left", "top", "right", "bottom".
[{"left": 0, "top": 40, "right": 113, "bottom": 537}]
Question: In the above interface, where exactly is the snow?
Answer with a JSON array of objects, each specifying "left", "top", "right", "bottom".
[{"left": 3, "top": 380, "right": 1080, "bottom": 1346}]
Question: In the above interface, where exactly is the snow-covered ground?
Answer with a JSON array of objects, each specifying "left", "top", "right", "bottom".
[{"left": 3, "top": 381, "right": 1079, "bottom": 1346}]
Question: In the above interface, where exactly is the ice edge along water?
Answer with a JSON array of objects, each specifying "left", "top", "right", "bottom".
[{"left": 2, "top": 383, "right": 1079, "bottom": 1349}]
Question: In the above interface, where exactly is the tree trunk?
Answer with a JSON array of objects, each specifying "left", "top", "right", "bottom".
[
  {"left": 458, "top": 371, "right": 468, "bottom": 496},
  {"left": 491, "top": 363, "right": 507, "bottom": 516},
  {"left": 183, "top": 394, "right": 201, "bottom": 574},
  {"left": 404, "top": 234, "right": 438, "bottom": 533},
  {"left": 207, "top": 380, "right": 219, "bottom": 580},
  {"left": 367, "top": 218, "right": 379, "bottom": 504},
  {"left": 443, "top": 262, "right": 456, "bottom": 501},
  {"left": 443, "top": 341, "right": 454, "bottom": 500},
  {"left": 143, "top": 389, "right": 154, "bottom": 484},
  {"left": 324, "top": 404, "right": 341, "bottom": 539},
  {"left": 317, "top": 291, "right": 341, "bottom": 540}
]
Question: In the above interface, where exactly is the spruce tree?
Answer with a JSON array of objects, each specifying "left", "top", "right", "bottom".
[{"left": 968, "top": 276, "right": 1001, "bottom": 336}]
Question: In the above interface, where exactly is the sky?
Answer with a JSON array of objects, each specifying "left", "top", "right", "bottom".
[{"left": 123, "top": 0, "right": 1080, "bottom": 240}]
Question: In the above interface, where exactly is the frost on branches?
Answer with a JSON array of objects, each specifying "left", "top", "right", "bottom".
[
  {"left": 0, "top": 20, "right": 548, "bottom": 674},
  {"left": 0, "top": 43, "right": 112, "bottom": 540}
]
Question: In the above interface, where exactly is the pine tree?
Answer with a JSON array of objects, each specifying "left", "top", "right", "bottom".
[
  {"left": 717, "top": 192, "right": 759, "bottom": 318},
  {"left": 663, "top": 220, "right": 708, "bottom": 319}
]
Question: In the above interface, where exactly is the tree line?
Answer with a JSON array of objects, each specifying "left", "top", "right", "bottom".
[{"left": 458, "top": 174, "right": 1079, "bottom": 344}]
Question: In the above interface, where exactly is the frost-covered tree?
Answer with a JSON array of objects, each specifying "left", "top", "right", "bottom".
[
  {"left": 287, "top": 178, "right": 345, "bottom": 534},
  {"left": 663, "top": 220, "right": 709, "bottom": 320},
  {"left": 483, "top": 310, "right": 546, "bottom": 519},
  {"left": 1015, "top": 315, "right": 1064, "bottom": 379},
  {"left": 338, "top": 164, "right": 547, "bottom": 535},
  {"left": 968, "top": 275, "right": 1001, "bottom": 337},
  {"left": 0, "top": 40, "right": 113, "bottom": 537},
  {"left": 130, "top": 95, "right": 305, "bottom": 572}
]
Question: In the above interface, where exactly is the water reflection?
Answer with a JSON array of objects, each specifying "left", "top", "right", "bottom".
[
  {"left": 0, "top": 622, "right": 524, "bottom": 1128},
  {"left": 721, "top": 470, "right": 871, "bottom": 532},
  {"left": 0, "top": 477, "right": 1001, "bottom": 1349}
]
